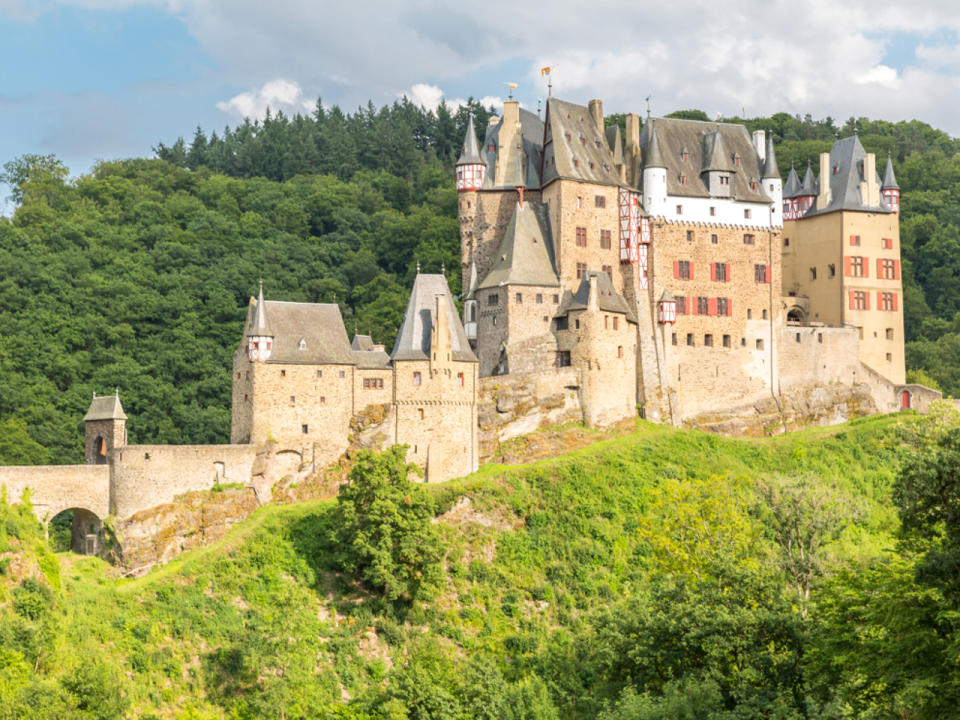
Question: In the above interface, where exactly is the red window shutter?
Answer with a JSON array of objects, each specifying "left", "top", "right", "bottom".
[
  {"left": 708, "top": 298, "right": 717, "bottom": 316},
  {"left": 849, "top": 235, "right": 856, "bottom": 246},
  {"left": 765, "top": 266, "right": 771, "bottom": 284},
  {"left": 689, "top": 262, "right": 694, "bottom": 280},
  {"left": 865, "top": 292, "right": 870, "bottom": 310},
  {"left": 844, "top": 256, "right": 852, "bottom": 277},
  {"left": 877, "top": 258, "right": 883, "bottom": 278},
  {"left": 877, "top": 291, "right": 882, "bottom": 309},
  {"left": 673, "top": 261, "right": 679, "bottom": 279},
  {"left": 894, "top": 260, "right": 901, "bottom": 280},
  {"left": 691, "top": 300, "right": 697, "bottom": 316},
  {"left": 726, "top": 263, "right": 731, "bottom": 282},
  {"left": 727, "top": 298, "right": 732, "bottom": 316},
  {"left": 863, "top": 257, "right": 869, "bottom": 278},
  {"left": 710, "top": 263, "right": 716, "bottom": 282},
  {"left": 848, "top": 291, "right": 855, "bottom": 311},
  {"left": 892, "top": 292, "right": 899, "bottom": 311}
]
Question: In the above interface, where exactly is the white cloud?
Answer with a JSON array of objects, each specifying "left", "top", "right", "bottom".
[
  {"left": 402, "top": 83, "right": 501, "bottom": 113},
  {"left": 216, "top": 78, "right": 313, "bottom": 120}
]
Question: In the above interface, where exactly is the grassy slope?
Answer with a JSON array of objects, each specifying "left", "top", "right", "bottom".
[{"left": 5, "top": 414, "right": 916, "bottom": 717}]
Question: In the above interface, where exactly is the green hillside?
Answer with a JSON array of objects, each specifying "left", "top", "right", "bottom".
[{"left": 2, "top": 410, "right": 959, "bottom": 719}]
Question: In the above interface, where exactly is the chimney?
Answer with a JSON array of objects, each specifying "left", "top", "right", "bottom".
[
  {"left": 502, "top": 100, "right": 519, "bottom": 128},
  {"left": 587, "top": 273, "right": 599, "bottom": 312},
  {"left": 818, "top": 152, "right": 832, "bottom": 209},
  {"left": 431, "top": 293, "right": 450, "bottom": 373},
  {"left": 752, "top": 130, "right": 766, "bottom": 162},
  {"left": 862, "top": 152, "right": 880, "bottom": 206},
  {"left": 588, "top": 99, "right": 604, "bottom": 131},
  {"left": 626, "top": 113, "right": 641, "bottom": 149}
]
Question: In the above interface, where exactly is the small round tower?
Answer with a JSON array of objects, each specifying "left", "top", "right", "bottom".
[
  {"left": 247, "top": 281, "right": 273, "bottom": 362},
  {"left": 881, "top": 152, "right": 900, "bottom": 213}
]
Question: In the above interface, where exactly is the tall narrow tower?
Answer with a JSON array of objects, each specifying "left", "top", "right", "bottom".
[
  {"left": 84, "top": 390, "right": 127, "bottom": 465},
  {"left": 641, "top": 121, "right": 667, "bottom": 217},
  {"left": 455, "top": 114, "right": 485, "bottom": 192},
  {"left": 762, "top": 133, "right": 782, "bottom": 227},
  {"left": 247, "top": 281, "right": 273, "bottom": 362},
  {"left": 881, "top": 153, "right": 900, "bottom": 213}
]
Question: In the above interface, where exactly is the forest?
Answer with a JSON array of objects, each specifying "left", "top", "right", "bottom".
[{"left": 0, "top": 98, "right": 958, "bottom": 463}]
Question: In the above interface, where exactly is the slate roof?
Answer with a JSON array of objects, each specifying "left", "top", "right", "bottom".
[
  {"left": 391, "top": 274, "right": 477, "bottom": 363},
  {"left": 783, "top": 163, "right": 801, "bottom": 197},
  {"left": 799, "top": 161, "right": 817, "bottom": 196},
  {"left": 807, "top": 136, "right": 894, "bottom": 216},
  {"left": 882, "top": 153, "right": 899, "bottom": 189},
  {"left": 637, "top": 117, "right": 771, "bottom": 202},
  {"left": 477, "top": 201, "right": 558, "bottom": 290},
  {"left": 557, "top": 271, "right": 637, "bottom": 323},
  {"left": 84, "top": 394, "right": 127, "bottom": 422},
  {"left": 243, "top": 300, "right": 356, "bottom": 364},
  {"left": 456, "top": 114, "right": 484, "bottom": 167},
  {"left": 480, "top": 108, "right": 544, "bottom": 189},
  {"left": 541, "top": 98, "right": 626, "bottom": 187},
  {"left": 644, "top": 122, "right": 667, "bottom": 169},
  {"left": 250, "top": 282, "right": 272, "bottom": 336},
  {"left": 762, "top": 135, "right": 780, "bottom": 179},
  {"left": 353, "top": 349, "right": 391, "bottom": 369}
]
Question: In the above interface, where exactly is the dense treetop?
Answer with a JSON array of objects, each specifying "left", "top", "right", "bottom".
[{"left": 0, "top": 98, "right": 958, "bottom": 463}]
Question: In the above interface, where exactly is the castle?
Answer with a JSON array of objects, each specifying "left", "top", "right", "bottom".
[
  {"left": 0, "top": 92, "right": 942, "bottom": 564},
  {"left": 454, "top": 96, "right": 929, "bottom": 424}
]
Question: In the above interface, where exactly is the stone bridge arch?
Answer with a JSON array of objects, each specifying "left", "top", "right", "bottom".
[{"left": 0, "top": 464, "right": 110, "bottom": 529}]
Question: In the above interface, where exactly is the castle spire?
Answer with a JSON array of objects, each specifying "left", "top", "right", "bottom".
[
  {"left": 455, "top": 113, "right": 486, "bottom": 192},
  {"left": 881, "top": 152, "right": 899, "bottom": 190},
  {"left": 762, "top": 133, "right": 779, "bottom": 179},
  {"left": 456, "top": 114, "right": 484, "bottom": 167},
  {"left": 644, "top": 120, "right": 667, "bottom": 169},
  {"left": 247, "top": 281, "right": 273, "bottom": 362},
  {"left": 783, "top": 162, "right": 801, "bottom": 197},
  {"left": 251, "top": 280, "right": 272, "bottom": 338}
]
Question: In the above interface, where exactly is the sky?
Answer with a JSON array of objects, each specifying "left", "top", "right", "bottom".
[{"left": 1, "top": 0, "right": 960, "bottom": 207}]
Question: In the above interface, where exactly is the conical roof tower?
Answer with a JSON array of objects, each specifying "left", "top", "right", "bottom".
[
  {"left": 456, "top": 114, "right": 484, "bottom": 167},
  {"left": 762, "top": 134, "right": 780, "bottom": 178},
  {"left": 881, "top": 152, "right": 899, "bottom": 190}
]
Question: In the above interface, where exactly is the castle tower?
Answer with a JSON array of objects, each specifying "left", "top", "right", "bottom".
[
  {"left": 881, "top": 152, "right": 900, "bottom": 213},
  {"left": 456, "top": 114, "right": 485, "bottom": 192},
  {"left": 641, "top": 121, "right": 667, "bottom": 216},
  {"left": 782, "top": 162, "right": 801, "bottom": 220},
  {"left": 247, "top": 281, "right": 273, "bottom": 362},
  {"left": 762, "top": 133, "right": 783, "bottom": 227},
  {"left": 84, "top": 390, "right": 127, "bottom": 465}
]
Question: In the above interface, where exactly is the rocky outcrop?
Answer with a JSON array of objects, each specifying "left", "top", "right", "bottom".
[
  {"left": 686, "top": 382, "right": 876, "bottom": 436},
  {"left": 109, "top": 486, "right": 260, "bottom": 576},
  {"left": 478, "top": 369, "right": 582, "bottom": 462}
]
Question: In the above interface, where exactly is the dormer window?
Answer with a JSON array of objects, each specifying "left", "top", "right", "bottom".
[
  {"left": 750, "top": 180, "right": 757, "bottom": 191},
  {"left": 298, "top": 339, "right": 307, "bottom": 351},
  {"left": 596, "top": 140, "right": 602, "bottom": 149},
  {"left": 679, "top": 175, "right": 686, "bottom": 185},
  {"left": 833, "top": 164, "right": 839, "bottom": 175},
  {"left": 565, "top": 132, "right": 571, "bottom": 141},
  {"left": 488, "top": 144, "right": 494, "bottom": 152},
  {"left": 734, "top": 154, "right": 741, "bottom": 168},
  {"left": 681, "top": 150, "right": 689, "bottom": 162},
  {"left": 720, "top": 176, "right": 730, "bottom": 185}
]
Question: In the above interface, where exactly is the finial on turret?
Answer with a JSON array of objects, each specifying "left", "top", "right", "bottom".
[
  {"left": 441, "top": 261, "right": 446, "bottom": 276},
  {"left": 115, "top": 387, "right": 119, "bottom": 398},
  {"left": 416, "top": 260, "right": 421, "bottom": 274},
  {"left": 92, "top": 390, "right": 96, "bottom": 400}
]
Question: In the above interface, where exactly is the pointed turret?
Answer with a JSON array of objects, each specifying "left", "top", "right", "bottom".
[
  {"left": 881, "top": 151, "right": 900, "bottom": 212},
  {"left": 455, "top": 114, "right": 486, "bottom": 191},
  {"left": 644, "top": 121, "right": 667, "bottom": 169},
  {"left": 762, "top": 134, "right": 779, "bottom": 178},
  {"left": 247, "top": 281, "right": 274, "bottom": 362},
  {"left": 783, "top": 162, "right": 801, "bottom": 197},
  {"left": 800, "top": 160, "right": 817, "bottom": 196}
]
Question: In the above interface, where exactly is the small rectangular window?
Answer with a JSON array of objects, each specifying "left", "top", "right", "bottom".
[
  {"left": 413, "top": 371, "right": 421, "bottom": 386},
  {"left": 672, "top": 332, "right": 678, "bottom": 345},
  {"left": 515, "top": 292, "right": 523, "bottom": 304},
  {"left": 316, "top": 370, "right": 322, "bottom": 377},
  {"left": 886, "top": 328, "right": 894, "bottom": 340},
  {"left": 281, "top": 369, "right": 286, "bottom": 377},
  {"left": 710, "top": 207, "right": 716, "bottom": 217},
  {"left": 552, "top": 294, "right": 559, "bottom": 303},
  {"left": 418, "top": 408, "right": 424, "bottom": 420},
  {"left": 676, "top": 205, "right": 683, "bottom": 215},
  {"left": 617, "top": 345, "right": 623, "bottom": 358},
  {"left": 722, "top": 334, "right": 731, "bottom": 348},
  {"left": 458, "top": 372, "right": 464, "bottom": 387},
  {"left": 320, "top": 396, "right": 326, "bottom": 404},
  {"left": 686, "top": 333, "right": 694, "bottom": 346},
  {"left": 595, "top": 195, "right": 606, "bottom": 208},
  {"left": 850, "top": 235, "right": 861, "bottom": 246},
  {"left": 536, "top": 293, "right": 543, "bottom": 304},
  {"left": 555, "top": 316, "right": 569, "bottom": 331},
  {"left": 810, "top": 267, "right": 817, "bottom": 280},
  {"left": 743, "top": 233, "right": 755, "bottom": 245},
  {"left": 711, "top": 233, "right": 718, "bottom": 244},
  {"left": 744, "top": 208, "right": 751, "bottom": 219},
  {"left": 576, "top": 227, "right": 587, "bottom": 246},
  {"left": 687, "top": 230, "right": 694, "bottom": 242},
  {"left": 704, "top": 334, "right": 713, "bottom": 347},
  {"left": 488, "top": 292, "right": 499, "bottom": 306},
  {"left": 828, "top": 264, "right": 836, "bottom": 278},
  {"left": 600, "top": 229, "right": 612, "bottom": 249},
  {"left": 290, "top": 395, "right": 296, "bottom": 404},
  {"left": 302, "top": 424, "right": 308, "bottom": 434},
  {"left": 576, "top": 262, "right": 587, "bottom": 279},
  {"left": 602, "top": 264, "right": 612, "bottom": 277},
  {"left": 557, "top": 351, "right": 571, "bottom": 367},
  {"left": 613, "top": 316, "right": 619, "bottom": 330},
  {"left": 697, "top": 297, "right": 709, "bottom": 315},
  {"left": 756, "top": 338, "right": 764, "bottom": 350},
  {"left": 678, "top": 260, "right": 691, "bottom": 280}
]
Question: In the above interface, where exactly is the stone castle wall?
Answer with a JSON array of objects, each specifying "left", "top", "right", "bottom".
[
  {"left": 109, "top": 444, "right": 258, "bottom": 519},
  {"left": 646, "top": 220, "right": 783, "bottom": 420},
  {"left": 0, "top": 465, "right": 110, "bottom": 520}
]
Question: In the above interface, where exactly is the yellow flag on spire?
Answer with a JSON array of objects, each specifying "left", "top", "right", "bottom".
[
  {"left": 540, "top": 67, "right": 550, "bottom": 76},
  {"left": 508, "top": 82, "right": 518, "bottom": 89}
]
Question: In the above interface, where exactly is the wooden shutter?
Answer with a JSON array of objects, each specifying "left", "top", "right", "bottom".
[
  {"left": 727, "top": 298, "right": 732, "bottom": 316},
  {"left": 725, "top": 263, "right": 731, "bottom": 282},
  {"left": 863, "top": 257, "right": 869, "bottom": 278},
  {"left": 877, "top": 258, "right": 883, "bottom": 278},
  {"left": 689, "top": 262, "right": 694, "bottom": 280},
  {"left": 894, "top": 260, "right": 901, "bottom": 280},
  {"left": 764, "top": 266, "right": 771, "bottom": 284},
  {"left": 673, "top": 261, "right": 679, "bottom": 279},
  {"left": 892, "top": 293, "right": 899, "bottom": 311},
  {"left": 848, "top": 291, "right": 855, "bottom": 310},
  {"left": 710, "top": 263, "right": 716, "bottom": 282},
  {"left": 844, "top": 256, "right": 852, "bottom": 277},
  {"left": 708, "top": 298, "right": 717, "bottom": 316},
  {"left": 865, "top": 292, "right": 870, "bottom": 310}
]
